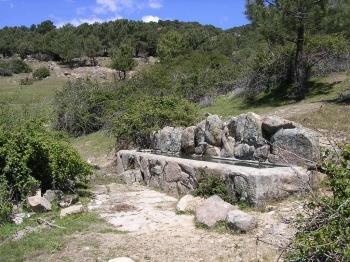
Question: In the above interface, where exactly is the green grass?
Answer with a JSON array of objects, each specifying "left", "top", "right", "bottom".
[
  {"left": 70, "top": 131, "right": 116, "bottom": 161},
  {"left": 0, "top": 74, "right": 65, "bottom": 120},
  {"left": 203, "top": 73, "right": 349, "bottom": 118},
  {"left": 0, "top": 212, "right": 120, "bottom": 262}
]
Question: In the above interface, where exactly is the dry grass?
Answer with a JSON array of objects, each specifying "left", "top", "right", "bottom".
[{"left": 290, "top": 103, "right": 350, "bottom": 142}]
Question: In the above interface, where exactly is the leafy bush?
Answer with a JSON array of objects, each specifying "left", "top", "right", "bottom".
[
  {"left": 54, "top": 79, "right": 118, "bottom": 136},
  {"left": 0, "top": 121, "right": 91, "bottom": 222},
  {"left": 193, "top": 172, "right": 234, "bottom": 204},
  {"left": 110, "top": 95, "right": 199, "bottom": 148},
  {"left": 33, "top": 66, "right": 50, "bottom": 80},
  {"left": 0, "top": 176, "right": 12, "bottom": 224},
  {"left": 0, "top": 58, "right": 31, "bottom": 76},
  {"left": 289, "top": 145, "right": 350, "bottom": 261}
]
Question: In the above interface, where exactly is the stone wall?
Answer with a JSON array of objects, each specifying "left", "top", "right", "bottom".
[
  {"left": 116, "top": 150, "right": 314, "bottom": 207},
  {"left": 150, "top": 113, "right": 321, "bottom": 167}
]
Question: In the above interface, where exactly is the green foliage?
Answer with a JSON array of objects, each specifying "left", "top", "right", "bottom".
[
  {"left": 0, "top": 121, "right": 91, "bottom": 222},
  {"left": 111, "top": 95, "right": 199, "bottom": 148},
  {"left": 0, "top": 58, "right": 31, "bottom": 76},
  {"left": 193, "top": 172, "right": 234, "bottom": 204},
  {"left": 157, "top": 30, "right": 190, "bottom": 61},
  {"left": 83, "top": 35, "right": 102, "bottom": 66},
  {"left": 289, "top": 145, "right": 350, "bottom": 261},
  {"left": 111, "top": 42, "right": 136, "bottom": 79},
  {"left": 0, "top": 176, "right": 12, "bottom": 224},
  {"left": 33, "top": 66, "right": 50, "bottom": 80},
  {"left": 54, "top": 79, "right": 118, "bottom": 136},
  {"left": 19, "top": 77, "right": 34, "bottom": 85}
]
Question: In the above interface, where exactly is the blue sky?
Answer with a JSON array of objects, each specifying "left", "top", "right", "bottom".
[{"left": 0, "top": 0, "right": 249, "bottom": 29}]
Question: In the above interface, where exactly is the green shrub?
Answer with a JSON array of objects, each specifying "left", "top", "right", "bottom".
[
  {"left": 0, "top": 58, "right": 31, "bottom": 76},
  {"left": 289, "top": 145, "right": 350, "bottom": 261},
  {"left": 110, "top": 95, "right": 199, "bottom": 148},
  {"left": 7, "top": 58, "right": 32, "bottom": 74},
  {"left": 193, "top": 172, "right": 234, "bottom": 204},
  {"left": 0, "top": 121, "right": 91, "bottom": 222},
  {"left": 54, "top": 79, "right": 118, "bottom": 136},
  {"left": 32, "top": 66, "right": 50, "bottom": 80},
  {"left": 0, "top": 176, "right": 12, "bottom": 224},
  {"left": 19, "top": 77, "right": 34, "bottom": 85},
  {"left": 0, "top": 68, "right": 12, "bottom": 77}
]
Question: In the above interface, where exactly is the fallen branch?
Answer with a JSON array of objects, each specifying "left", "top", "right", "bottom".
[{"left": 37, "top": 218, "right": 66, "bottom": 229}]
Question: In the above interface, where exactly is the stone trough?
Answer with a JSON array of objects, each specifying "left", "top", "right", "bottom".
[{"left": 116, "top": 150, "right": 314, "bottom": 207}]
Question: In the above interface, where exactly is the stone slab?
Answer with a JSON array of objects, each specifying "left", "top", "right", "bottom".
[{"left": 116, "top": 150, "right": 312, "bottom": 207}]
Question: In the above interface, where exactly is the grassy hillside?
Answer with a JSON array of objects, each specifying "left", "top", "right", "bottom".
[{"left": 203, "top": 73, "right": 349, "bottom": 118}]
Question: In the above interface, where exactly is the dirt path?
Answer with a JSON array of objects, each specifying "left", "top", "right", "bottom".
[{"left": 263, "top": 101, "right": 325, "bottom": 119}]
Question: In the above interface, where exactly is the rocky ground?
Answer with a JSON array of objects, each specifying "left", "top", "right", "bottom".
[{"left": 34, "top": 174, "right": 303, "bottom": 262}]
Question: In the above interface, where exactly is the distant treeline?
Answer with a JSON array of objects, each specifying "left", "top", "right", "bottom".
[{"left": 0, "top": 20, "right": 227, "bottom": 62}]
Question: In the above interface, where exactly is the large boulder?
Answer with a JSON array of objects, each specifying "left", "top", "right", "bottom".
[
  {"left": 227, "top": 209, "right": 257, "bottom": 232},
  {"left": 229, "top": 113, "right": 264, "bottom": 147},
  {"left": 152, "top": 126, "right": 183, "bottom": 154},
  {"left": 181, "top": 126, "right": 196, "bottom": 154},
  {"left": 262, "top": 116, "right": 296, "bottom": 138},
  {"left": 176, "top": 195, "right": 205, "bottom": 213},
  {"left": 27, "top": 194, "right": 52, "bottom": 212},
  {"left": 43, "top": 190, "right": 63, "bottom": 203},
  {"left": 271, "top": 128, "right": 320, "bottom": 166},
  {"left": 195, "top": 195, "right": 236, "bottom": 227},
  {"left": 205, "top": 115, "right": 224, "bottom": 147}
]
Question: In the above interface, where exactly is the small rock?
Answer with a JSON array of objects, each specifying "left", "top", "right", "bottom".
[
  {"left": 59, "top": 194, "right": 79, "bottom": 208},
  {"left": 11, "top": 213, "right": 32, "bottom": 225},
  {"left": 43, "top": 190, "right": 63, "bottom": 203},
  {"left": 176, "top": 195, "right": 205, "bottom": 213},
  {"left": 221, "top": 136, "right": 235, "bottom": 158},
  {"left": 60, "top": 204, "right": 84, "bottom": 218},
  {"left": 195, "top": 195, "right": 236, "bottom": 227},
  {"left": 194, "top": 120, "right": 206, "bottom": 146},
  {"left": 226, "top": 209, "right": 257, "bottom": 232},
  {"left": 253, "top": 145, "right": 271, "bottom": 161},
  {"left": 27, "top": 195, "right": 52, "bottom": 212},
  {"left": 262, "top": 116, "right": 296, "bottom": 138},
  {"left": 120, "top": 169, "right": 143, "bottom": 185},
  {"left": 108, "top": 258, "right": 135, "bottom": 262},
  {"left": 234, "top": 144, "right": 255, "bottom": 160},
  {"left": 205, "top": 145, "right": 221, "bottom": 157}
]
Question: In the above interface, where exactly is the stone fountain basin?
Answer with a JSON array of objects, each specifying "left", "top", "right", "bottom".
[{"left": 116, "top": 150, "right": 314, "bottom": 207}]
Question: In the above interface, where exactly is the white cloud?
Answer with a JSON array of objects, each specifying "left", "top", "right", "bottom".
[
  {"left": 148, "top": 0, "right": 162, "bottom": 9},
  {"left": 56, "top": 15, "right": 123, "bottom": 28},
  {"left": 142, "top": 15, "right": 159, "bottom": 23},
  {"left": 94, "top": 0, "right": 135, "bottom": 14}
]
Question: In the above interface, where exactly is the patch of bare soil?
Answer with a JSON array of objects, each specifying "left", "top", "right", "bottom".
[
  {"left": 264, "top": 101, "right": 325, "bottom": 119},
  {"left": 36, "top": 181, "right": 303, "bottom": 262}
]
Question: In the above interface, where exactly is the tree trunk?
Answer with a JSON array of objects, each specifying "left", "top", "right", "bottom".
[{"left": 294, "top": 22, "right": 306, "bottom": 100}]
